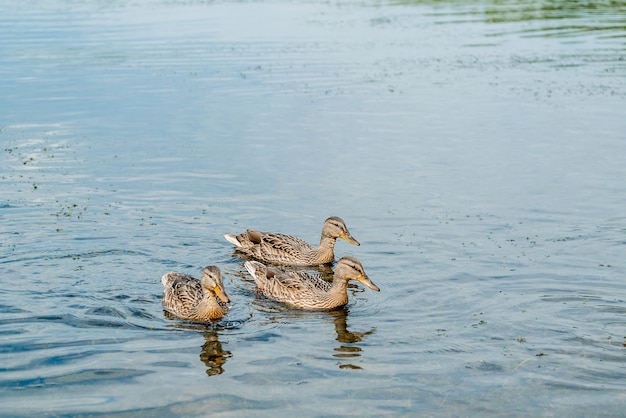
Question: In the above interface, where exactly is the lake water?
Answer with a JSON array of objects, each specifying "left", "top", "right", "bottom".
[{"left": 1, "top": 0, "right": 625, "bottom": 416}]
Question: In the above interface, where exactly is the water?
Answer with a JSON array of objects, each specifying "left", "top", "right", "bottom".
[{"left": 1, "top": 0, "right": 625, "bottom": 416}]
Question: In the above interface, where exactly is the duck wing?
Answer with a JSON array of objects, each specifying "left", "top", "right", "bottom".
[
  {"left": 161, "top": 273, "right": 203, "bottom": 314},
  {"left": 258, "top": 232, "right": 313, "bottom": 258},
  {"left": 262, "top": 268, "right": 331, "bottom": 303}
]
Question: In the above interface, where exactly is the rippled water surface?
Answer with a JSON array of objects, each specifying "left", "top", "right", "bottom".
[{"left": 1, "top": 0, "right": 626, "bottom": 416}]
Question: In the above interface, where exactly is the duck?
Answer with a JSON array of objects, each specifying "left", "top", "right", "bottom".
[
  {"left": 244, "top": 256, "right": 379, "bottom": 310},
  {"left": 224, "top": 216, "right": 360, "bottom": 266},
  {"left": 161, "top": 266, "right": 231, "bottom": 321}
]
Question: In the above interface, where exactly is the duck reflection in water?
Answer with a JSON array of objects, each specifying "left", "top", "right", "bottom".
[
  {"left": 200, "top": 330, "right": 232, "bottom": 376},
  {"left": 329, "top": 308, "right": 375, "bottom": 370},
  {"left": 163, "top": 312, "right": 233, "bottom": 377}
]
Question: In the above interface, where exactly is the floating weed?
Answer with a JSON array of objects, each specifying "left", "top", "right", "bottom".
[
  {"left": 471, "top": 312, "right": 487, "bottom": 328},
  {"left": 53, "top": 201, "right": 87, "bottom": 219}
]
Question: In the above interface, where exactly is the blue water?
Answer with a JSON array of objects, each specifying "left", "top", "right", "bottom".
[{"left": 1, "top": 0, "right": 626, "bottom": 416}]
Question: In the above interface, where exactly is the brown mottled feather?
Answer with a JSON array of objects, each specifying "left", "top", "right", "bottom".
[
  {"left": 161, "top": 266, "right": 230, "bottom": 321},
  {"left": 244, "top": 256, "right": 379, "bottom": 310},
  {"left": 224, "top": 216, "right": 360, "bottom": 266}
]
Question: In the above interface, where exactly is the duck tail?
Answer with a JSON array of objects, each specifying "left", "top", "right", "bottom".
[
  {"left": 246, "top": 261, "right": 272, "bottom": 291},
  {"left": 161, "top": 272, "right": 174, "bottom": 287},
  {"left": 224, "top": 233, "right": 242, "bottom": 247},
  {"left": 244, "top": 260, "right": 265, "bottom": 278}
]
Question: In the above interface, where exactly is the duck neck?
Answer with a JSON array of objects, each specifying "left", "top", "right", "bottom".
[
  {"left": 319, "top": 235, "right": 337, "bottom": 249},
  {"left": 326, "top": 277, "right": 349, "bottom": 307},
  {"left": 309, "top": 236, "right": 336, "bottom": 264}
]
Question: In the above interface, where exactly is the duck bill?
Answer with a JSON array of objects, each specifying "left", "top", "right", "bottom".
[
  {"left": 357, "top": 274, "right": 380, "bottom": 292},
  {"left": 340, "top": 231, "right": 360, "bottom": 246},
  {"left": 214, "top": 285, "right": 231, "bottom": 303}
]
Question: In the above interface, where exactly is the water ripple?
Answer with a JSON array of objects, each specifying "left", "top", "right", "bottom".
[
  {"left": 5, "top": 368, "right": 152, "bottom": 389},
  {"left": 0, "top": 336, "right": 133, "bottom": 355},
  {"left": 0, "top": 313, "right": 157, "bottom": 331}
]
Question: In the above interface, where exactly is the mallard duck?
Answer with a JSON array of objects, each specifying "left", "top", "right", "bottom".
[
  {"left": 244, "top": 256, "right": 379, "bottom": 310},
  {"left": 161, "top": 266, "right": 231, "bottom": 321},
  {"left": 224, "top": 216, "right": 360, "bottom": 266}
]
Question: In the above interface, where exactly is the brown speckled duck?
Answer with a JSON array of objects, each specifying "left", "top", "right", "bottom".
[
  {"left": 224, "top": 216, "right": 360, "bottom": 266},
  {"left": 161, "top": 266, "right": 230, "bottom": 321},
  {"left": 244, "top": 256, "right": 379, "bottom": 310}
]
